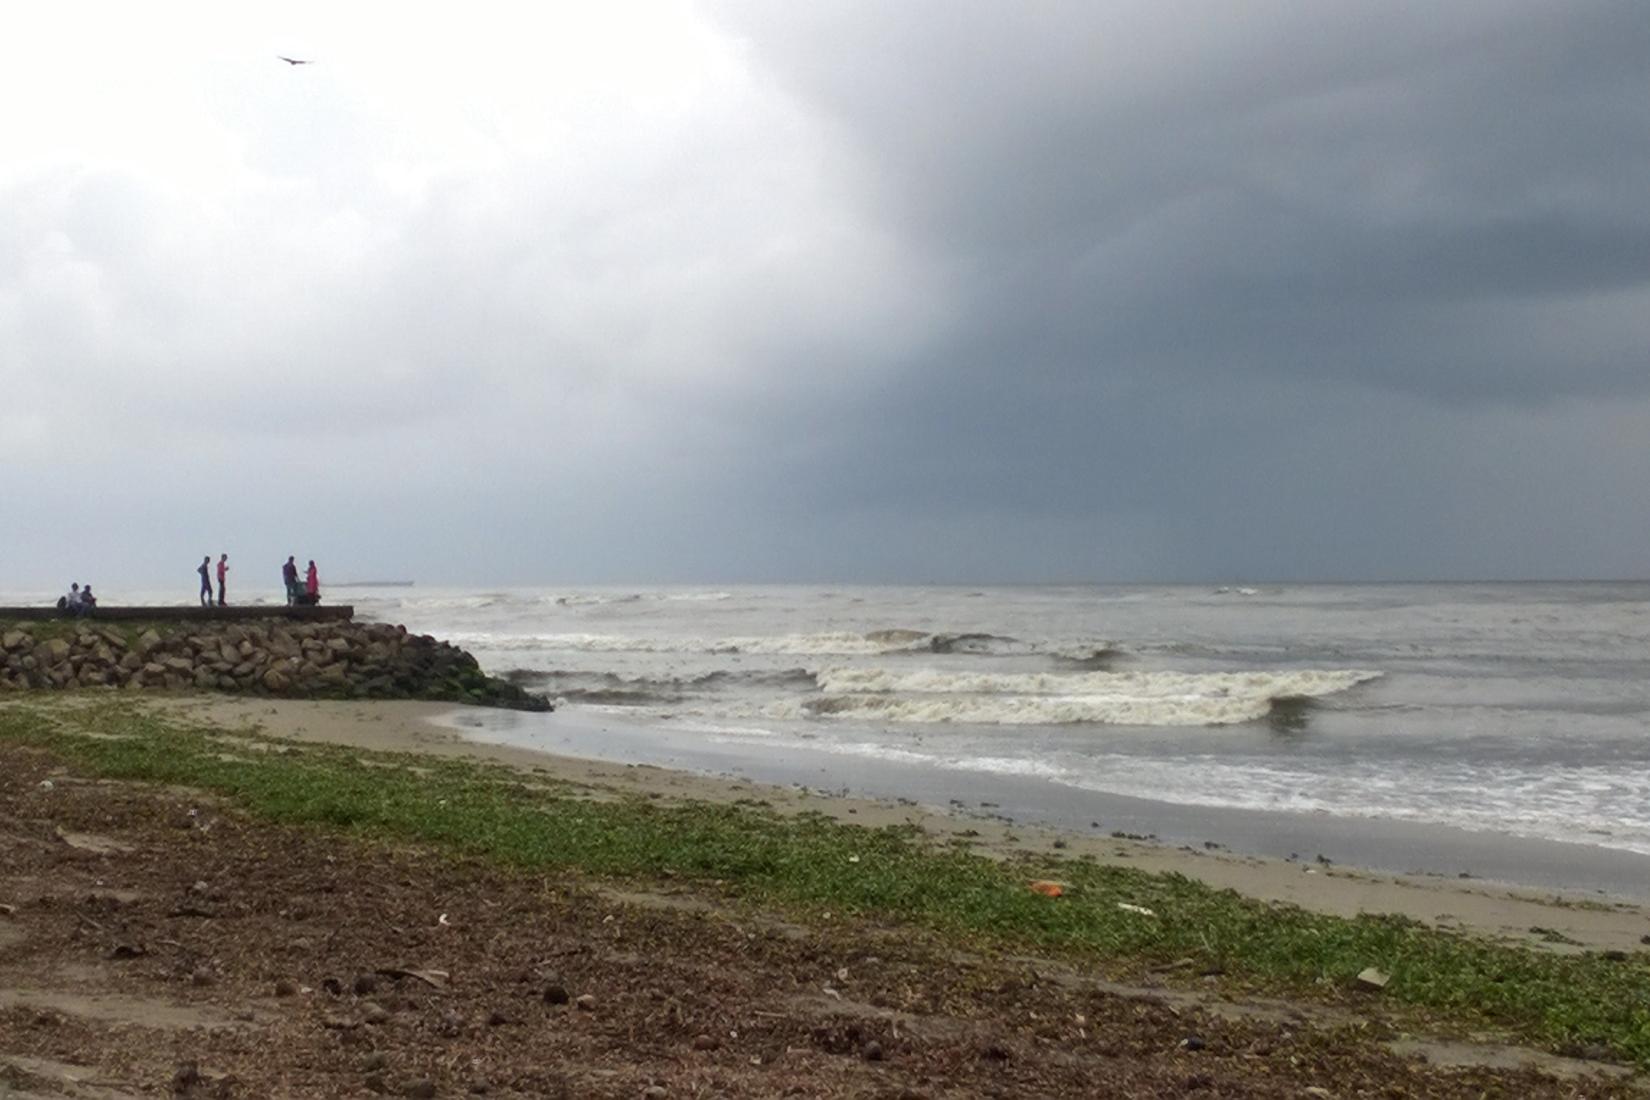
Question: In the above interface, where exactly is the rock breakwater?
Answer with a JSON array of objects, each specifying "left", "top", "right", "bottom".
[{"left": 0, "top": 620, "right": 550, "bottom": 711}]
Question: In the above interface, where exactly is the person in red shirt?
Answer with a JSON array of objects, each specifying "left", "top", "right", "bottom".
[
  {"left": 216, "top": 554, "right": 229, "bottom": 606},
  {"left": 305, "top": 560, "right": 320, "bottom": 603}
]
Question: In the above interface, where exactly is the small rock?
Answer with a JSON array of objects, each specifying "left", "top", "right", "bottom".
[
  {"left": 486, "top": 1009, "right": 509, "bottom": 1027},
  {"left": 363, "top": 1002, "right": 391, "bottom": 1025},
  {"left": 1179, "top": 1036, "right": 1206, "bottom": 1051},
  {"left": 643, "top": 1087, "right": 667, "bottom": 1100},
  {"left": 575, "top": 993, "right": 596, "bottom": 1011},
  {"left": 364, "top": 1074, "right": 388, "bottom": 1094},
  {"left": 322, "top": 976, "right": 344, "bottom": 995},
  {"left": 1602, "top": 950, "right": 1628, "bottom": 962},
  {"left": 1641, "top": 934, "right": 1650, "bottom": 945},
  {"left": 542, "top": 984, "right": 570, "bottom": 1005},
  {"left": 1355, "top": 967, "right": 1390, "bottom": 990},
  {"left": 191, "top": 880, "right": 209, "bottom": 895},
  {"left": 274, "top": 978, "right": 299, "bottom": 997},
  {"left": 691, "top": 1034, "right": 719, "bottom": 1051},
  {"left": 190, "top": 968, "right": 216, "bottom": 987},
  {"left": 361, "top": 1052, "right": 389, "bottom": 1073},
  {"left": 863, "top": 1040, "right": 884, "bottom": 1062},
  {"left": 405, "top": 1079, "right": 437, "bottom": 1099},
  {"left": 354, "top": 973, "right": 379, "bottom": 996}
]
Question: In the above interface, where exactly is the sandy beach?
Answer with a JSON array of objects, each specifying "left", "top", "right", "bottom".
[
  {"left": 171, "top": 696, "right": 1650, "bottom": 955},
  {"left": 6, "top": 692, "right": 1649, "bottom": 1096}
]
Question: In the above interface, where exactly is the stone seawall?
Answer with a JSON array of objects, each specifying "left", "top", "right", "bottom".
[{"left": 0, "top": 620, "right": 550, "bottom": 711}]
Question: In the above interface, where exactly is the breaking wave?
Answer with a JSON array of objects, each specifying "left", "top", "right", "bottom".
[
  {"left": 816, "top": 667, "right": 1376, "bottom": 699},
  {"left": 502, "top": 667, "right": 815, "bottom": 706},
  {"left": 789, "top": 668, "right": 1381, "bottom": 727},
  {"left": 455, "top": 629, "right": 1118, "bottom": 659}
]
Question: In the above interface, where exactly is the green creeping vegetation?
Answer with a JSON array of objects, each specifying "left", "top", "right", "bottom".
[{"left": 3, "top": 699, "right": 1649, "bottom": 1069}]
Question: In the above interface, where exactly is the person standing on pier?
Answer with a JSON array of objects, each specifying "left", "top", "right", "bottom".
[
  {"left": 197, "top": 556, "right": 213, "bottom": 607},
  {"left": 282, "top": 556, "right": 299, "bottom": 604},
  {"left": 305, "top": 560, "right": 320, "bottom": 604},
  {"left": 216, "top": 553, "right": 230, "bottom": 606}
]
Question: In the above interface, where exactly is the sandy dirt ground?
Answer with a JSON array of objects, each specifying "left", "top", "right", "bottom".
[
  {"left": 1, "top": 698, "right": 1645, "bottom": 1097},
  {"left": 179, "top": 697, "right": 1650, "bottom": 954}
]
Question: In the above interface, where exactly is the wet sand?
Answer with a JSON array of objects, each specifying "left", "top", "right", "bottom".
[{"left": 170, "top": 697, "right": 1650, "bottom": 954}]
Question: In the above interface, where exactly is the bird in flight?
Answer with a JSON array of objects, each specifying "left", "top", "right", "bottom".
[{"left": 277, "top": 56, "right": 313, "bottom": 66}]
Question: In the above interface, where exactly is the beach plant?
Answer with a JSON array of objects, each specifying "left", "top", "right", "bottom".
[{"left": 2, "top": 696, "right": 1648, "bottom": 1070}]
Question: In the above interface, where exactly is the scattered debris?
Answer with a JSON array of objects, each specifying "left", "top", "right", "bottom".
[
  {"left": 1356, "top": 967, "right": 1391, "bottom": 990},
  {"left": 54, "top": 827, "right": 134, "bottom": 854},
  {"left": 376, "top": 967, "right": 449, "bottom": 990}
]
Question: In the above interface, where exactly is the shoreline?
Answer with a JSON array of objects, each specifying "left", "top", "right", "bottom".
[
  {"left": 170, "top": 696, "right": 1650, "bottom": 953},
  {"left": 433, "top": 702, "right": 1650, "bottom": 902}
]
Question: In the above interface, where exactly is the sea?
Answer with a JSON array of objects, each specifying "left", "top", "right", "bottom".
[
  {"left": 336, "top": 583, "right": 1649, "bottom": 864},
  {"left": 11, "top": 581, "right": 1650, "bottom": 889}
]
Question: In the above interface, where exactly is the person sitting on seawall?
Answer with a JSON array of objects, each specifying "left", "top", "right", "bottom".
[
  {"left": 56, "top": 583, "right": 81, "bottom": 615},
  {"left": 76, "top": 585, "right": 97, "bottom": 616}
]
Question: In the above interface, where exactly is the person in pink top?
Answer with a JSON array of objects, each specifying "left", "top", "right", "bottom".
[
  {"left": 305, "top": 560, "right": 320, "bottom": 602},
  {"left": 216, "top": 554, "right": 229, "bottom": 606}
]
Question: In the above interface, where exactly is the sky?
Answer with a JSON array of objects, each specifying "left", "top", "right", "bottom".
[{"left": 3, "top": 1, "right": 1648, "bottom": 590}]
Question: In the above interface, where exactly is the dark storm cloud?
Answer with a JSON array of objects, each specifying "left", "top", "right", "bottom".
[
  {"left": 712, "top": 0, "right": 1650, "bottom": 404},
  {"left": 684, "top": 1, "right": 1650, "bottom": 580},
  {"left": 4, "top": 2, "right": 1648, "bottom": 588}
]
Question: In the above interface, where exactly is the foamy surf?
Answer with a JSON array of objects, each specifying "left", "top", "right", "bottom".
[
  {"left": 793, "top": 667, "right": 1380, "bottom": 726},
  {"left": 449, "top": 629, "right": 1117, "bottom": 660},
  {"left": 788, "top": 691, "right": 1287, "bottom": 726},
  {"left": 815, "top": 667, "right": 1380, "bottom": 700}
]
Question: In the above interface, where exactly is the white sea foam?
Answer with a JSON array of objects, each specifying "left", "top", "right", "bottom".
[
  {"left": 784, "top": 692, "right": 1286, "bottom": 726},
  {"left": 793, "top": 667, "right": 1381, "bottom": 726},
  {"left": 452, "top": 631, "right": 934, "bottom": 656},
  {"left": 725, "top": 738, "right": 1650, "bottom": 855},
  {"left": 815, "top": 667, "right": 1380, "bottom": 700},
  {"left": 449, "top": 629, "right": 1122, "bottom": 662}
]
